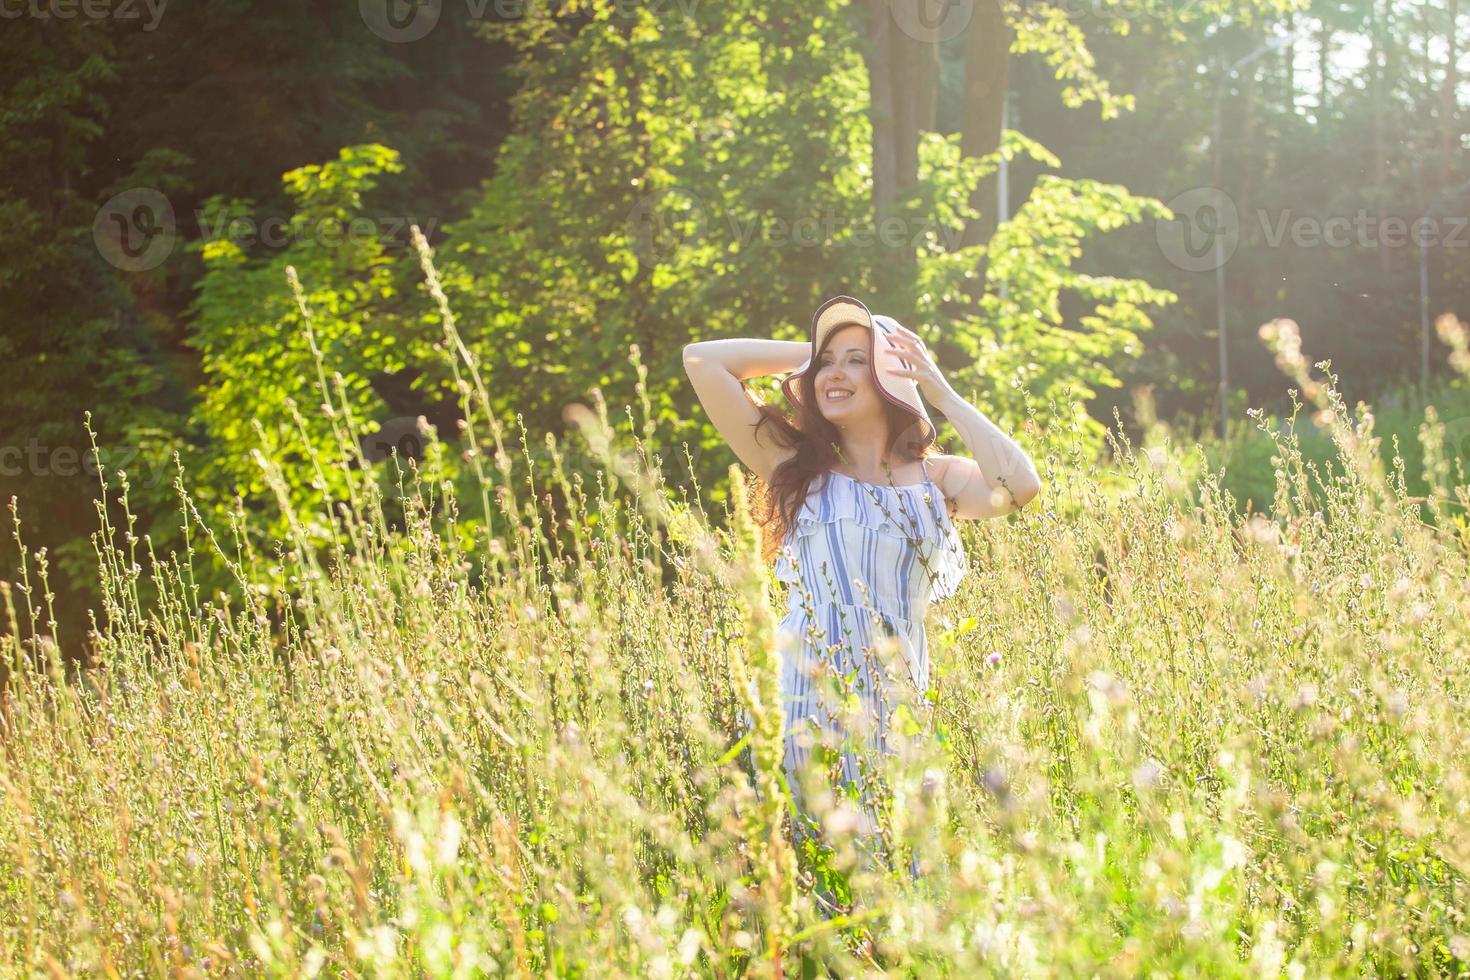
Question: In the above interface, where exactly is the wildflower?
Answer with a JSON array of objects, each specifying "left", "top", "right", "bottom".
[
  {"left": 987, "top": 651, "right": 1002, "bottom": 667},
  {"left": 825, "top": 803, "right": 866, "bottom": 835},
  {"left": 982, "top": 766, "right": 1012, "bottom": 809},
  {"left": 1291, "top": 684, "right": 1318, "bottom": 710},
  {"left": 1087, "top": 671, "right": 1128, "bottom": 705},
  {"left": 1131, "top": 759, "right": 1164, "bottom": 790}
]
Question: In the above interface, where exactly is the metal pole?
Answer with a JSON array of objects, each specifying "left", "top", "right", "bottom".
[
  {"left": 1420, "top": 232, "right": 1430, "bottom": 405},
  {"left": 1214, "top": 81, "right": 1229, "bottom": 444},
  {"left": 1211, "top": 30, "right": 1303, "bottom": 444},
  {"left": 998, "top": 89, "right": 1012, "bottom": 303},
  {"left": 1416, "top": 178, "right": 1470, "bottom": 405}
]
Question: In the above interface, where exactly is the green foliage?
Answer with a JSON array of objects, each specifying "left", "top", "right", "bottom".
[
  {"left": 186, "top": 145, "right": 453, "bottom": 572},
  {"left": 0, "top": 19, "right": 180, "bottom": 601},
  {"left": 913, "top": 129, "right": 1178, "bottom": 454},
  {"left": 444, "top": 1, "right": 879, "bottom": 510},
  {"left": 0, "top": 5, "right": 509, "bottom": 625},
  {"left": 1190, "top": 376, "right": 1470, "bottom": 519},
  {"left": 444, "top": 0, "right": 1194, "bottom": 503}
]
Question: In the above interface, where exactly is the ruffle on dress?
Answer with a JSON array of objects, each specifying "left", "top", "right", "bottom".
[{"left": 772, "top": 470, "right": 967, "bottom": 604}]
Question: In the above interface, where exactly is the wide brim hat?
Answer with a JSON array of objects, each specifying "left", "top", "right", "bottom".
[{"left": 780, "top": 295, "right": 937, "bottom": 450}]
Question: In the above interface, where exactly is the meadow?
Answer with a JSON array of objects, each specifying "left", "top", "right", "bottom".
[{"left": 3, "top": 267, "right": 1470, "bottom": 976}]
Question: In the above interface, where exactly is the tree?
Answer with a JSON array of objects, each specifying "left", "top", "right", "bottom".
[{"left": 857, "top": 0, "right": 1301, "bottom": 319}]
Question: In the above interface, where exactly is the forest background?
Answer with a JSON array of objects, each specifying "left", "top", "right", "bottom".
[{"left": 4, "top": 0, "right": 1468, "bottom": 650}]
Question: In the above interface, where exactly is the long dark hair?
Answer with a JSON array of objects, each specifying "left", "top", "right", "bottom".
[{"left": 748, "top": 326, "right": 935, "bottom": 564}]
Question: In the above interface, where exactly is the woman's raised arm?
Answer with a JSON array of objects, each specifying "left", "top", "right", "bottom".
[{"left": 682, "top": 338, "right": 808, "bottom": 483}]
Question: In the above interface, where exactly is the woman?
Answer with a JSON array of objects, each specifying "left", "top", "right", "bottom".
[{"left": 682, "top": 295, "right": 1041, "bottom": 876}]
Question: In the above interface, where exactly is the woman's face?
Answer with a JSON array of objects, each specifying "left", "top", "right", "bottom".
[{"left": 813, "top": 324, "right": 881, "bottom": 428}]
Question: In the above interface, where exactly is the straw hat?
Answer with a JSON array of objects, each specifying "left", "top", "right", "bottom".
[{"left": 780, "top": 295, "right": 937, "bottom": 449}]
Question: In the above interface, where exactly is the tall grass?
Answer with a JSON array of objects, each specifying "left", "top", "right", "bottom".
[{"left": 3, "top": 237, "right": 1470, "bottom": 974}]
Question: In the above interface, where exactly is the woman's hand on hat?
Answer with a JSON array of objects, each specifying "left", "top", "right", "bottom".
[{"left": 881, "top": 326, "right": 954, "bottom": 404}]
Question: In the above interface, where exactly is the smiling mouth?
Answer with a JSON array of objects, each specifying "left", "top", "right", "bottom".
[{"left": 824, "top": 389, "right": 853, "bottom": 401}]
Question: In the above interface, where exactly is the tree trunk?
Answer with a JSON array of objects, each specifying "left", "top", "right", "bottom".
[
  {"left": 860, "top": 0, "right": 939, "bottom": 322},
  {"left": 1372, "top": 0, "right": 1390, "bottom": 273},
  {"left": 1235, "top": 50, "right": 1263, "bottom": 320},
  {"left": 863, "top": 0, "right": 898, "bottom": 217},
  {"left": 1317, "top": 21, "right": 1332, "bottom": 118},
  {"left": 959, "top": 0, "right": 1011, "bottom": 258},
  {"left": 1237, "top": 62, "right": 1259, "bottom": 245},
  {"left": 1442, "top": 0, "right": 1460, "bottom": 185},
  {"left": 1283, "top": 10, "right": 1295, "bottom": 112}
]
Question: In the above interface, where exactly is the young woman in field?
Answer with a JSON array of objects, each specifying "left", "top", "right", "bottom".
[{"left": 681, "top": 295, "right": 1041, "bottom": 885}]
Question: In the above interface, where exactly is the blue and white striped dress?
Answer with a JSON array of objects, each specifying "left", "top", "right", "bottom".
[{"left": 770, "top": 456, "right": 968, "bottom": 837}]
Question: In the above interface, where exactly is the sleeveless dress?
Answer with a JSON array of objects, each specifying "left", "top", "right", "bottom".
[{"left": 769, "top": 457, "right": 968, "bottom": 842}]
